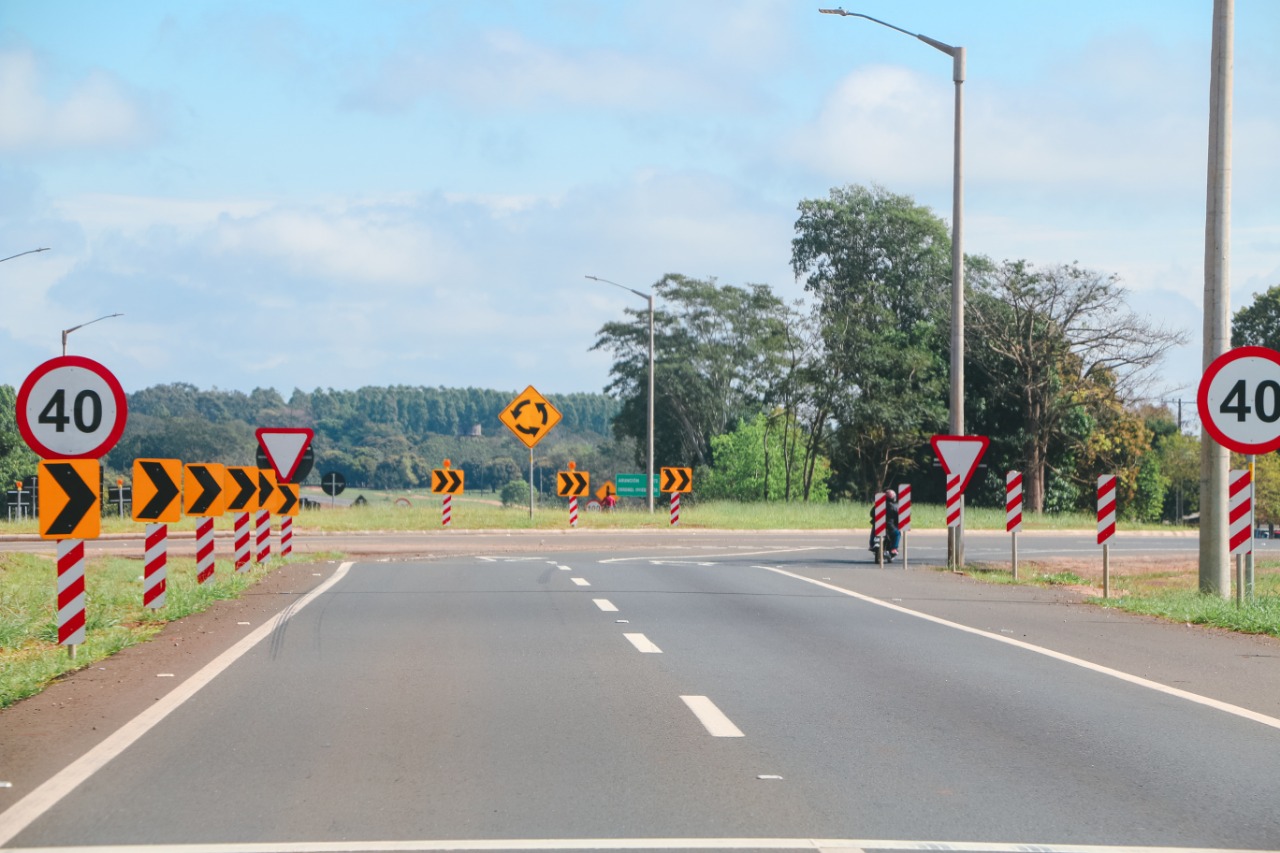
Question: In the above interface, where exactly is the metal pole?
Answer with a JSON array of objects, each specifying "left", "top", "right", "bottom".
[
  {"left": 1247, "top": 454, "right": 1256, "bottom": 600},
  {"left": 951, "top": 46, "right": 966, "bottom": 570},
  {"left": 1199, "top": 0, "right": 1233, "bottom": 598},
  {"left": 1103, "top": 543, "right": 1110, "bottom": 599},
  {"left": 647, "top": 293, "right": 655, "bottom": 514},
  {"left": 528, "top": 448, "right": 534, "bottom": 519},
  {"left": 1012, "top": 530, "right": 1019, "bottom": 581},
  {"left": 902, "top": 530, "right": 908, "bottom": 570}
]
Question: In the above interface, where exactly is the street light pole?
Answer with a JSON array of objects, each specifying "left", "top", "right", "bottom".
[
  {"left": 0, "top": 247, "right": 51, "bottom": 264},
  {"left": 587, "top": 276, "right": 655, "bottom": 513},
  {"left": 820, "top": 7, "right": 966, "bottom": 562},
  {"left": 62, "top": 313, "right": 124, "bottom": 356}
]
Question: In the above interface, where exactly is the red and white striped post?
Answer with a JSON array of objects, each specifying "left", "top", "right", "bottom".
[
  {"left": 1097, "top": 474, "right": 1117, "bottom": 598},
  {"left": 1006, "top": 471, "right": 1023, "bottom": 579},
  {"left": 196, "top": 517, "right": 216, "bottom": 585},
  {"left": 569, "top": 496, "right": 579, "bottom": 528},
  {"left": 280, "top": 515, "right": 293, "bottom": 557},
  {"left": 872, "top": 491, "right": 886, "bottom": 567},
  {"left": 670, "top": 492, "right": 680, "bottom": 526},
  {"left": 143, "top": 523, "right": 167, "bottom": 609},
  {"left": 234, "top": 512, "right": 251, "bottom": 572},
  {"left": 897, "top": 483, "right": 911, "bottom": 569},
  {"left": 442, "top": 493, "right": 452, "bottom": 527},
  {"left": 945, "top": 472, "right": 962, "bottom": 569},
  {"left": 1230, "top": 468, "right": 1253, "bottom": 605},
  {"left": 57, "top": 539, "right": 86, "bottom": 652},
  {"left": 255, "top": 509, "right": 271, "bottom": 564}
]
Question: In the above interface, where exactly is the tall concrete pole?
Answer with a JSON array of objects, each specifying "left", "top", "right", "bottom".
[
  {"left": 1199, "top": 0, "right": 1233, "bottom": 597},
  {"left": 950, "top": 46, "right": 966, "bottom": 567}
]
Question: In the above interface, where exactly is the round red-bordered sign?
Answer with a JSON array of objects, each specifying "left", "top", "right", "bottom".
[
  {"left": 16, "top": 355, "right": 128, "bottom": 459},
  {"left": 1197, "top": 346, "right": 1280, "bottom": 454}
]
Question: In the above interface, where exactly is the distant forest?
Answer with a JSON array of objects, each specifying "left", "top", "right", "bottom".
[{"left": 102, "top": 384, "right": 626, "bottom": 493}]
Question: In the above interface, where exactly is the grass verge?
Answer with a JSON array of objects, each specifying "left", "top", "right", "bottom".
[{"left": 0, "top": 551, "right": 340, "bottom": 709}]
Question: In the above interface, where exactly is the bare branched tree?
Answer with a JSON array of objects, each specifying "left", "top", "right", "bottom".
[{"left": 969, "top": 260, "right": 1187, "bottom": 513}]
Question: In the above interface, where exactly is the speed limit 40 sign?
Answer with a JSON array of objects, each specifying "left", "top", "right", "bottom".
[
  {"left": 1198, "top": 346, "right": 1280, "bottom": 454},
  {"left": 16, "top": 356, "right": 128, "bottom": 459}
]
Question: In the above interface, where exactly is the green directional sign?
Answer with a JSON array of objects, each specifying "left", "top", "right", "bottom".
[{"left": 615, "top": 473, "right": 660, "bottom": 498}]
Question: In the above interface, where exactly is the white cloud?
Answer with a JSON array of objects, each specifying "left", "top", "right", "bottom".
[{"left": 0, "top": 49, "right": 157, "bottom": 152}]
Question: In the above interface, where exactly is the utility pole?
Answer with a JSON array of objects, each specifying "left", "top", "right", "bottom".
[{"left": 1199, "top": 0, "right": 1233, "bottom": 597}]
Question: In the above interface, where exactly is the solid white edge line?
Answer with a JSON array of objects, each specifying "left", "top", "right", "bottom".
[
  {"left": 599, "top": 546, "right": 825, "bottom": 564},
  {"left": 680, "top": 695, "right": 744, "bottom": 737},
  {"left": 754, "top": 565, "right": 1280, "bottom": 733},
  {"left": 593, "top": 599, "right": 619, "bottom": 612},
  {"left": 0, "top": 840, "right": 1264, "bottom": 853},
  {"left": 623, "top": 633, "right": 662, "bottom": 653},
  {"left": 0, "top": 562, "right": 355, "bottom": 847}
]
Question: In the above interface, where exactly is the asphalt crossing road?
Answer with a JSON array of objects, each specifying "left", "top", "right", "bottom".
[{"left": 5, "top": 541, "right": 1280, "bottom": 852}]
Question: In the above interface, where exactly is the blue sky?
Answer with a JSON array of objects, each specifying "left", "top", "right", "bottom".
[{"left": 2, "top": 1, "right": 1277, "bottom": 431}]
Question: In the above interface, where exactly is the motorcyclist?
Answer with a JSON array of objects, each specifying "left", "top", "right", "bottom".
[{"left": 884, "top": 488, "right": 901, "bottom": 559}]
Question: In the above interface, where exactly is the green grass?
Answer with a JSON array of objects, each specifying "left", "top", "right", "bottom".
[
  {"left": 0, "top": 551, "right": 335, "bottom": 709},
  {"left": 957, "top": 564, "right": 1089, "bottom": 588}
]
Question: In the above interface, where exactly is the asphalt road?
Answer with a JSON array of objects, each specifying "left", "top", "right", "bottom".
[{"left": 3, "top": 535, "right": 1280, "bottom": 852}]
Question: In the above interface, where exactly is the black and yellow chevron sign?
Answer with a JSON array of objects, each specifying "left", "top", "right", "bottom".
[{"left": 557, "top": 470, "right": 590, "bottom": 498}]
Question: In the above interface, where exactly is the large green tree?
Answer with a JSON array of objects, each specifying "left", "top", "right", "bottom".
[
  {"left": 1232, "top": 283, "right": 1280, "bottom": 349},
  {"left": 968, "top": 259, "right": 1185, "bottom": 513},
  {"left": 791, "top": 184, "right": 952, "bottom": 497},
  {"left": 593, "top": 274, "right": 789, "bottom": 468},
  {"left": 0, "top": 385, "right": 39, "bottom": 492}
]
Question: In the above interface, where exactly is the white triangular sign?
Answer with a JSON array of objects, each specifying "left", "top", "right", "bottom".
[
  {"left": 930, "top": 435, "right": 990, "bottom": 495},
  {"left": 256, "top": 428, "right": 314, "bottom": 483}
]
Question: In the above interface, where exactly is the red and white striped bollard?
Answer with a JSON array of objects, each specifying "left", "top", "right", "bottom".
[
  {"left": 670, "top": 492, "right": 680, "bottom": 526},
  {"left": 897, "top": 483, "right": 911, "bottom": 569},
  {"left": 1230, "top": 468, "right": 1253, "bottom": 604},
  {"left": 1007, "top": 471, "right": 1023, "bottom": 579},
  {"left": 442, "top": 493, "right": 452, "bottom": 527},
  {"left": 280, "top": 515, "right": 293, "bottom": 557},
  {"left": 57, "top": 539, "right": 86, "bottom": 650},
  {"left": 255, "top": 510, "right": 271, "bottom": 564},
  {"left": 569, "top": 495, "right": 578, "bottom": 528},
  {"left": 196, "top": 517, "right": 216, "bottom": 584},
  {"left": 143, "top": 523, "right": 167, "bottom": 609},
  {"left": 872, "top": 491, "right": 886, "bottom": 566},
  {"left": 234, "top": 512, "right": 251, "bottom": 572},
  {"left": 1097, "top": 474, "right": 1117, "bottom": 597}
]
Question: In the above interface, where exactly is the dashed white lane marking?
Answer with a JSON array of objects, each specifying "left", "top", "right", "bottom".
[
  {"left": 593, "top": 599, "right": 619, "bottom": 612},
  {"left": 623, "top": 633, "right": 662, "bottom": 653},
  {"left": 681, "top": 695, "right": 744, "bottom": 737},
  {"left": 571, "top": 577, "right": 591, "bottom": 587},
  {"left": 755, "top": 565, "right": 1280, "bottom": 734},
  {"left": 0, "top": 563, "right": 355, "bottom": 848},
  {"left": 558, "top": 565, "right": 572, "bottom": 571},
  {"left": 0, "top": 840, "right": 1253, "bottom": 852}
]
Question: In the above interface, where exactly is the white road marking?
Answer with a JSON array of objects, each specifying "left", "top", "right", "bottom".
[
  {"left": 623, "top": 633, "right": 662, "bottom": 653},
  {"left": 593, "top": 599, "right": 618, "bottom": 612},
  {"left": 599, "top": 546, "right": 825, "bottom": 564},
  {"left": 756, "top": 565, "right": 1280, "bottom": 734},
  {"left": 558, "top": 565, "right": 572, "bottom": 571},
  {"left": 0, "top": 840, "right": 1256, "bottom": 852},
  {"left": 0, "top": 563, "right": 355, "bottom": 848},
  {"left": 681, "top": 695, "right": 744, "bottom": 737},
  {"left": 571, "top": 577, "right": 591, "bottom": 587}
]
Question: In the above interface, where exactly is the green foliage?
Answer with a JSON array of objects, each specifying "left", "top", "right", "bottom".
[
  {"left": 700, "top": 414, "right": 830, "bottom": 502},
  {"left": 1232, "top": 283, "right": 1280, "bottom": 349},
  {"left": 1129, "top": 453, "right": 1168, "bottom": 522},
  {"left": 500, "top": 479, "right": 530, "bottom": 507},
  {"left": 790, "top": 184, "right": 951, "bottom": 498},
  {"left": 0, "top": 385, "right": 38, "bottom": 492}
]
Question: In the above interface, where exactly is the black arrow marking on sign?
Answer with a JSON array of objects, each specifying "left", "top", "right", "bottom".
[
  {"left": 44, "top": 463, "right": 97, "bottom": 536},
  {"left": 277, "top": 484, "right": 298, "bottom": 515},
  {"left": 138, "top": 461, "right": 180, "bottom": 520},
  {"left": 226, "top": 468, "right": 257, "bottom": 511},
  {"left": 511, "top": 400, "right": 528, "bottom": 420},
  {"left": 433, "top": 469, "right": 464, "bottom": 494},
  {"left": 448, "top": 470, "right": 463, "bottom": 493},
  {"left": 187, "top": 465, "right": 223, "bottom": 514},
  {"left": 535, "top": 402, "right": 549, "bottom": 424},
  {"left": 258, "top": 471, "right": 276, "bottom": 509},
  {"left": 558, "top": 472, "right": 589, "bottom": 496}
]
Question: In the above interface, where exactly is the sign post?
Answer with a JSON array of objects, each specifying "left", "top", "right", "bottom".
[
  {"left": 557, "top": 462, "right": 590, "bottom": 528},
  {"left": 132, "top": 459, "right": 182, "bottom": 609},
  {"left": 1229, "top": 468, "right": 1253, "bottom": 605},
  {"left": 897, "top": 484, "right": 911, "bottom": 570},
  {"left": 500, "top": 386, "right": 562, "bottom": 518},
  {"left": 930, "top": 435, "right": 989, "bottom": 570},
  {"left": 1006, "top": 470, "right": 1023, "bottom": 579},
  {"left": 431, "top": 460, "right": 464, "bottom": 527},
  {"left": 660, "top": 467, "right": 692, "bottom": 527},
  {"left": 872, "top": 491, "right": 886, "bottom": 567},
  {"left": 1098, "top": 474, "right": 1117, "bottom": 598},
  {"left": 185, "top": 463, "right": 227, "bottom": 584}
]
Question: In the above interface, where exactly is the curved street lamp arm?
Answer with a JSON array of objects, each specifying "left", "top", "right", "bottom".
[
  {"left": 1, "top": 247, "right": 51, "bottom": 264},
  {"left": 818, "top": 8, "right": 959, "bottom": 58}
]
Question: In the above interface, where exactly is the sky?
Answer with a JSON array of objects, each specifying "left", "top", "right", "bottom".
[{"left": 2, "top": 1, "right": 1277, "bottom": 431}]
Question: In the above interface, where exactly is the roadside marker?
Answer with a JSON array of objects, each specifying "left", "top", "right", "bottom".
[
  {"left": 872, "top": 491, "right": 886, "bottom": 567},
  {"left": 897, "top": 483, "right": 911, "bottom": 569},
  {"left": 1097, "top": 474, "right": 1117, "bottom": 598},
  {"left": 670, "top": 491, "right": 680, "bottom": 526},
  {"left": 195, "top": 518, "right": 216, "bottom": 584},
  {"left": 280, "top": 515, "right": 293, "bottom": 557},
  {"left": 1230, "top": 468, "right": 1253, "bottom": 606},
  {"left": 233, "top": 513, "right": 251, "bottom": 572},
  {"left": 255, "top": 510, "right": 271, "bottom": 564},
  {"left": 1007, "top": 470, "right": 1023, "bottom": 580},
  {"left": 143, "top": 523, "right": 167, "bottom": 609},
  {"left": 56, "top": 540, "right": 86, "bottom": 647}
]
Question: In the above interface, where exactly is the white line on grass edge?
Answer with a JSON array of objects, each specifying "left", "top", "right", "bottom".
[
  {"left": 754, "top": 564, "right": 1280, "bottom": 733},
  {"left": 0, "top": 561, "right": 355, "bottom": 847}
]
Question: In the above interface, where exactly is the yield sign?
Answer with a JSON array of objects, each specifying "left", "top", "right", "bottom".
[
  {"left": 930, "top": 435, "right": 990, "bottom": 497},
  {"left": 256, "top": 428, "right": 314, "bottom": 483}
]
